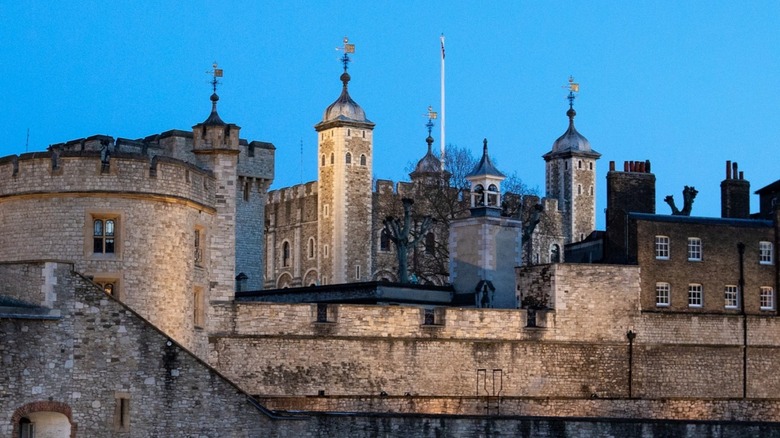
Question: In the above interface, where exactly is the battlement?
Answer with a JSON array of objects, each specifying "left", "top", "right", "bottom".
[
  {"left": 267, "top": 181, "right": 318, "bottom": 204},
  {"left": 0, "top": 151, "right": 216, "bottom": 209}
]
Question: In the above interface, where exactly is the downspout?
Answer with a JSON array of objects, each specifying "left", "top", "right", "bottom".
[{"left": 738, "top": 242, "right": 747, "bottom": 399}]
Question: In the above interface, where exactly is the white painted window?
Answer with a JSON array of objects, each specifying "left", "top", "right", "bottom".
[
  {"left": 724, "top": 285, "right": 738, "bottom": 309},
  {"left": 688, "top": 284, "right": 703, "bottom": 308},
  {"left": 761, "top": 287, "right": 775, "bottom": 310},
  {"left": 655, "top": 282, "right": 670, "bottom": 307},
  {"left": 655, "top": 236, "right": 670, "bottom": 260},
  {"left": 687, "top": 237, "right": 702, "bottom": 261},
  {"left": 760, "top": 241, "right": 773, "bottom": 265}
]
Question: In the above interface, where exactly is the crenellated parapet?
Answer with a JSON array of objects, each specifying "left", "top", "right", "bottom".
[{"left": 0, "top": 150, "right": 216, "bottom": 211}]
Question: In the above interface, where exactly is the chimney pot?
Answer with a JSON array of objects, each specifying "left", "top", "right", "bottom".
[
  {"left": 610, "top": 161, "right": 615, "bottom": 171},
  {"left": 726, "top": 160, "right": 732, "bottom": 179}
]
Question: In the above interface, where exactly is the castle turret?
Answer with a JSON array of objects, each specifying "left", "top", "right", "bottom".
[
  {"left": 721, "top": 160, "right": 751, "bottom": 219},
  {"left": 192, "top": 66, "right": 240, "bottom": 303},
  {"left": 314, "top": 38, "right": 375, "bottom": 285},
  {"left": 543, "top": 78, "right": 600, "bottom": 244},
  {"left": 450, "top": 139, "right": 521, "bottom": 308}
]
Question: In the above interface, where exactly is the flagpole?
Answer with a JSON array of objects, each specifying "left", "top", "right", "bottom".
[{"left": 440, "top": 34, "right": 446, "bottom": 169}]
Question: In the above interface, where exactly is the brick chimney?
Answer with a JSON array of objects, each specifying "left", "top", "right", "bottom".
[
  {"left": 720, "top": 160, "right": 750, "bottom": 219},
  {"left": 605, "top": 160, "right": 656, "bottom": 263}
]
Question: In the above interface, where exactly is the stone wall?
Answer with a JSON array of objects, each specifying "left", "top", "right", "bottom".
[{"left": 0, "top": 262, "right": 273, "bottom": 437}]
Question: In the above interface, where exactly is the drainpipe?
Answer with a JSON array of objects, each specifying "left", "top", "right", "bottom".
[
  {"left": 627, "top": 328, "right": 636, "bottom": 398},
  {"left": 738, "top": 242, "right": 747, "bottom": 399}
]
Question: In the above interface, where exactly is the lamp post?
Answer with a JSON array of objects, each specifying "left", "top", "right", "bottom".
[{"left": 627, "top": 329, "right": 637, "bottom": 398}]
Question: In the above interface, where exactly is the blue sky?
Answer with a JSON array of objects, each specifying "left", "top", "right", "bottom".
[{"left": 2, "top": 2, "right": 778, "bottom": 227}]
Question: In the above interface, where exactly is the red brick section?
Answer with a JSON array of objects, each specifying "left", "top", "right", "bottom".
[{"left": 10, "top": 401, "right": 77, "bottom": 438}]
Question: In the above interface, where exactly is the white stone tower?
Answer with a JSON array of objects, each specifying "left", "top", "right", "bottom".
[
  {"left": 313, "top": 39, "right": 375, "bottom": 284},
  {"left": 543, "top": 78, "right": 600, "bottom": 244},
  {"left": 449, "top": 139, "right": 522, "bottom": 309}
]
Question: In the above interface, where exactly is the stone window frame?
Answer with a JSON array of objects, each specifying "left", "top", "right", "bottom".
[
  {"left": 360, "top": 154, "right": 367, "bottom": 166},
  {"left": 688, "top": 283, "right": 703, "bottom": 308},
  {"left": 113, "top": 392, "right": 130, "bottom": 432},
  {"left": 308, "top": 237, "right": 316, "bottom": 259},
  {"left": 86, "top": 211, "right": 122, "bottom": 259},
  {"left": 324, "top": 244, "right": 329, "bottom": 258},
  {"left": 760, "top": 286, "right": 775, "bottom": 310},
  {"left": 194, "top": 226, "right": 206, "bottom": 268},
  {"left": 759, "top": 241, "right": 773, "bottom": 265},
  {"left": 724, "top": 284, "right": 739, "bottom": 309},
  {"left": 88, "top": 273, "right": 122, "bottom": 300},
  {"left": 330, "top": 153, "right": 334, "bottom": 165},
  {"left": 655, "top": 235, "right": 670, "bottom": 260},
  {"left": 242, "top": 179, "right": 251, "bottom": 202},
  {"left": 193, "top": 285, "right": 205, "bottom": 329},
  {"left": 687, "top": 237, "right": 702, "bottom": 261},
  {"left": 421, "top": 307, "right": 445, "bottom": 326},
  {"left": 379, "top": 229, "right": 391, "bottom": 253},
  {"left": 323, "top": 204, "right": 330, "bottom": 218},
  {"left": 655, "top": 282, "right": 670, "bottom": 307},
  {"left": 282, "top": 241, "right": 291, "bottom": 267},
  {"left": 355, "top": 264, "right": 361, "bottom": 280},
  {"left": 321, "top": 154, "right": 326, "bottom": 167},
  {"left": 346, "top": 152, "right": 352, "bottom": 165}
]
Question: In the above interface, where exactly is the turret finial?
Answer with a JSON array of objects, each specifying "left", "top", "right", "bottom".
[
  {"left": 424, "top": 106, "right": 437, "bottom": 151},
  {"left": 564, "top": 76, "right": 579, "bottom": 122},
  {"left": 337, "top": 36, "right": 355, "bottom": 73}
]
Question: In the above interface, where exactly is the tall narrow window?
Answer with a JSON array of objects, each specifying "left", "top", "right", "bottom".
[
  {"left": 330, "top": 153, "right": 334, "bottom": 165},
  {"left": 19, "top": 417, "right": 33, "bottom": 438},
  {"left": 425, "top": 232, "right": 435, "bottom": 255},
  {"left": 761, "top": 287, "right": 775, "bottom": 310},
  {"left": 760, "top": 241, "right": 773, "bottom": 265},
  {"left": 308, "top": 237, "right": 316, "bottom": 259},
  {"left": 655, "top": 236, "right": 669, "bottom": 260},
  {"left": 282, "top": 241, "right": 290, "bottom": 267},
  {"left": 360, "top": 154, "right": 367, "bottom": 166},
  {"left": 355, "top": 265, "right": 361, "bottom": 280},
  {"left": 550, "top": 244, "right": 561, "bottom": 263},
  {"left": 321, "top": 154, "right": 326, "bottom": 166},
  {"left": 194, "top": 229, "right": 203, "bottom": 266},
  {"left": 656, "top": 282, "right": 670, "bottom": 307},
  {"left": 113, "top": 394, "right": 131, "bottom": 432},
  {"left": 724, "top": 285, "right": 738, "bottom": 309},
  {"left": 243, "top": 180, "right": 251, "bottom": 201},
  {"left": 94, "top": 218, "right": 116, "bottom": 254},
  {"left": 324, "top": 244, "right": 329, "bottom": 258},
  {"left": 346, "top": 152, "right": 352, "bottom": 164},
  {"left": 687, "top": 238, "right": 702, "bottom": 261},
  {"left": 380, "top": 230, "right": 391, "bottom": 252},
  {"left": 688, "top": 284, "right": 703, "bottom": 308}
]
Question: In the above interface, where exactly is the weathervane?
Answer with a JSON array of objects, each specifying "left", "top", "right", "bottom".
[
  {"left": 424, "top": 105, "right": 438, "bottom": 137},
  {"left": 336, "top": 36, "right": 355, "bottom": 72},
  {"left": 564, "top": 76, "right": 579, "bottom": 109},
  {"left": 207, "top": 62, "right": 224, "bottom": 94}
]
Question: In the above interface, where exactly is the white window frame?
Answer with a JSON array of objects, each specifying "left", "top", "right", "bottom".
[
  {"left": 761, "top": 287, "right": 775, "bottom": 311},
  {"left": 688, "top": 284, "right": 703, "bottom": 308},
  {"left": 760, "top": 241, "right": 773, "bottom": 265},
  {"left": 655, "top": 235, "right": 670, "bottom": 260},
  {"left": 724, "top": 285, "right": 738, "bottom": 309},
  {"left": 687, "top": 237, "right": 702, "bottom": 261},
  {"left": 655, "top": 282, "right": 670, "bottom": 307}
]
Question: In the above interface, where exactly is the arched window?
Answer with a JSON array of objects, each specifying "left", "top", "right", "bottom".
[
  {"left": 380, "top": 230, "right": 391, "bottom": 252},
  {"left": 360, "top": 154, "right": 366, "bottom": 166},
  {"left": 321, "top": 154, "right": 325, "bottom": 166},
  {"left": 282, "top": 241, "right": 290, "bottom": 267},
  {"left": 473, "top": 184, "right": 485, "bottom": 206},
  {"left": 330, "top": 153, "right": 334, "bottom": 165},
  {"left": 346, "top": 152, "right": 352, "bottom": 164},
  {"left": 308, "top": 237, "right": 316, "bottom": 259},
  {"left": 550, "top": 244, "right": 561, "bottom": 263},
  {"left": 487, "top": 184, "right": 499, "bottom": 206},
  {"left": 425, "top": 232, "right": 435, "bottom": 255}
]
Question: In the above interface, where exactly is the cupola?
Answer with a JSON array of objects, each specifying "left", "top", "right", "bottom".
[{"left": 466, "top": 139, "right": 506, "bottom": 214}]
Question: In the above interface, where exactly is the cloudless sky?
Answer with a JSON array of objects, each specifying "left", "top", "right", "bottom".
[{"left": 2, "top": 1, "right": 778, "bottom": 227}]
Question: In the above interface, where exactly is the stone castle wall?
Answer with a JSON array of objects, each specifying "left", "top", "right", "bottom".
[
  {"left": 210, "top": 263, "right": 780, "bottom": 402},
  {"left": 0, "top": 262, "right": 273, "bottom": 437}
]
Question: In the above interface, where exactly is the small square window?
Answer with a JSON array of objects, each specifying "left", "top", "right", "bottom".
[
  {"left": 688, "top": 284, "right": 703, "bottom": 308},
  {"left": 656, "top": 282, "right": 670, "bottom": 307},
  {"left": 655, "top": 236, "right": 669, "bottom": 260},
  {"left": 687, "top": 238, "right": 702, "bottom": 261},
  {"left": 724, "top": 285, "right": 739, "bottom": 309}
]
